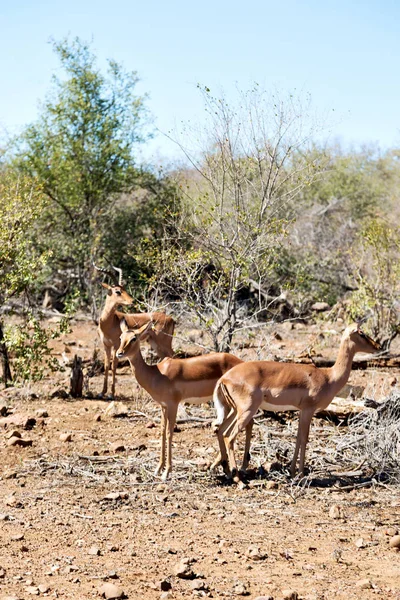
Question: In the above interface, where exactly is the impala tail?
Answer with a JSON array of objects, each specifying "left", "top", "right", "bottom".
[{"left": 212, "top": 380, "right": 235, "bottom": 431}]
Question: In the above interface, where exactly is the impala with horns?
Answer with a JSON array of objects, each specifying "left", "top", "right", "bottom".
[
  {"left": 211, "top": 324, "right": 381, "bottom": 480},
  {"left": 93, "top": 262, "right": 175, "bottom": 399},
  {"left": 116, "top": 318, "right": 243, "bottom": 481}
]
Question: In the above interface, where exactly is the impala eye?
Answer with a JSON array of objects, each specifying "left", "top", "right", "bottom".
[{"left": 115, "top": 290, "right": 121, "bottom": 296}]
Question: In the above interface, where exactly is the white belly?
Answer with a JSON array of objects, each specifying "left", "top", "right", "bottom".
[{"left": 260, "top": 401, "right": 299, "bottom": 412}]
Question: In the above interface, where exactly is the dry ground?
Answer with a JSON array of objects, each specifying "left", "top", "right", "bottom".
[{"left": 0, "top": 318, "right": 399, "bottom": 600}]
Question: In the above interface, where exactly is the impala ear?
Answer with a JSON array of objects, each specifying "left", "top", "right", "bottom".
[
  {"left": 120, "top": 318, "right": 129, "bottom": 333},
  {"left": 136, "top": 321, "right": 154, "bottom": 340},
  {"left": 101, "top": 282, "right": 112, "bottom": 292}
]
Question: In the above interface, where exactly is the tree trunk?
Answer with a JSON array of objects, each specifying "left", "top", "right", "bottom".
[
  {"left": 0, "top": 320, "right": 12, "bottom": 387},
  {"left": 70, "top": 354, "right": 83, "bottom": 398}
]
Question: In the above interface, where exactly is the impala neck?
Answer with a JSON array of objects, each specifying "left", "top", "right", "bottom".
[
  {"left": 128, "top": 346, "right": 159, "bottom": 396},
  {"left": 328, "top": 336, "right": 357, "bottom": 392},
  {"left": 100, "top": 296, "right": 118, "bottom": 323}
]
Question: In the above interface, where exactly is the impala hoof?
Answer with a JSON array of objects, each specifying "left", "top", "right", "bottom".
[{"left": 161, "top": 470, "right": 170, "bottom": 482}]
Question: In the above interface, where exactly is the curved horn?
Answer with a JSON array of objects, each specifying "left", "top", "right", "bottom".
[
  {"left": 112, "top": 265, "right": 123, "bottom": 286},
  {"left": 92, "top": 261, "right": 119, "bottom": 285}
]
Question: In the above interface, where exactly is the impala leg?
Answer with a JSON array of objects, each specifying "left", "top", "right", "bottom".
[
  {"left": 226, "top": 403, "right": 259, "bottom": 483},
  {"left": 162, "top": 402, "right": 178, "bottom": 482},
  {"left": 154, "top": 407, "right": 167, "bottom": 476},
  {"left": 210, "top": 408, "right": 236, "bottom": 475},
  {"left": 100, "top": 346, "right": 112, "bottom": 398},
  {"left": 291, "top": 409, "right": 314, "bottom": 478},
  {"left": 240, "top": 418, "right": 254, "bottom": 473},
  {"left": 110, "top": 348, "right": 117, "bottom": 399}
]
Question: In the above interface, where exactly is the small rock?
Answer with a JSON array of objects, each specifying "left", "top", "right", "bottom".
[
  {"left": 191, "top": 580, "right": 208, "bottom": 591},
  {"left": 311, "top": 302, "right": 330, "bottom": 312},
  {"left": 329, "top": 504, "right": 342, "bottom": 519},
  {"left": 94, "top": 413, "right": 102, "bottom": 422},
  {"left": 160, "top": 579, "right": 172, "bottom": 591},
  {"left": 88, "top": 546, "right": 101, "bottom": 556},
  {"left": 104, "top": 492, "right": 121, "bottom": 501},
  {"left": 160, "top": 593, "right": 173, "bottom": 600},
  {"left": 282, "top": 590, "right": 298, "bottom": 600},
  {"left": 35, "top": 409, "right": 48, "bottom": 418},
  {"left": 25, "top": 587, "right": 39, "bottom": 596},
  {"left": 7, "top": 436, "right": 33, "bottom": 447},
  {"left": 145, "top": 421, "right": 156, "bottom": 429},
  {"left": 384, "top": 527, "right": 398, "bottom": 537},
  {"left": 0, "top": 567, "right": 5, "bottom": 578},
  {"left": 98, "top": 582, "right": 124, "bottom": 599},
  {"left": 11, "top": 534, "right": 24, "bottom": 541},
  {"left": 355, "top": 579, "right": 372, "bottom": 589},
  {"left": 173, "top": 560, "right": 196, "bottom": 579},
  {"left": 389, "top": 377, "right": 397, "bottom": 386},
  {"left": 0, "top": 402, "right": 8, "bottom": 416},
  {"left": 110, "top": 442, "right": 126, "bottom": 453},
  {"left": 355, "top": 537, "right": 366, "bottom": 548},
  {"left": 5, "top": 430, "right": 21, "bottom": 439},
  {"left": 232, "top": 580, "right": 248, "bottom": 595},
  {"left": 253, "top": 597, "right": 274, "bottom": 600},
  {"left": 51, "top": 388, "right": 69, "bottom": 399},
  {"left": 59, "top": 433, "right": 72, "bottom": 442},
  {"left": 389, "top": 535, "right": 400, "bottom": 549},
  {"left": 104, "top": 402, "right": 129, "bottom": 418},
  {"left": 38, "top": 584, "right": 49, "bottom": 593},
  {"left": 3, "top": 596, "right": 21, "bottom": 600},
  {"left": 245, "top": 545, "right": 267, "bottom": 561},
  {"left": 237, "top": 480, "right": 247, "bottom": 490}
]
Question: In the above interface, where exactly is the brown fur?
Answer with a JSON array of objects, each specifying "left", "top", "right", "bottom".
[
  {"left": 117, "top": 320, "right": 242, "bottom": 480},
  {"left": 211, "top": 325, "right": 381, "bottom": 480}
]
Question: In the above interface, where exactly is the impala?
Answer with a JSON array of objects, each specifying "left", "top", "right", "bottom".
[
  {"left": 93, "top": 263, "right": 175, "bottom": 399},
  {"left": 211, "top": 324, "right": 381, "bottom": 480},
  {"left": 116, "top": 318, "right": 243, "bottom": 480}
]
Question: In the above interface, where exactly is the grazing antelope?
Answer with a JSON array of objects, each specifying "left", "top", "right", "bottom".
[
  {"left": 211, "top": 324, "right": 381, "bottom": 480},
  {"left": 93, "top": 263, "right": 175, "bottom": 399},
  {"left": 116, "top": 318, "right": 243, "bottom": 480}
]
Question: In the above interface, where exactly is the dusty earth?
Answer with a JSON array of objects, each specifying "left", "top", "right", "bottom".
[{"left": 0, "top": 316, "right": 400, "bottom": 600}]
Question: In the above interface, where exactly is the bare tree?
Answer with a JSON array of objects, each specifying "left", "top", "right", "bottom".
[{"left": 152, "top": 86, "right": 324, "bottom": 351}]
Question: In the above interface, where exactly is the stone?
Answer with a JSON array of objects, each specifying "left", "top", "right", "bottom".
[
  {"left": 35, "top": 409, "right": 48, "bottom": 418},
  {"left": 311, "top": 302, "right": 330, "bottom": 312},
  {"left": 98, "top": 582, "right": 125, "bottom": 599},
  {"left": 173, "top": 560, "right": 196, "bottom": 579},
  {"left": 38, "top": 584, "right": 49, "bottom": 593},
  {"left": 5, "top": 430, "right": 21, "bottom": 439},
  {"left": 59, "top": 433, "right": 72, "bottom": 442},
  {"left": 329, "top": 504, "right": 342, "bottom": 519},
  {"left": 160, "top": 579, "right": 172, "bottom": 591},
  {"left": 232, "top": 580, "right": 248, "bottom": 595},
  {"left": 389, "top": 535, "right": 400, "bottom": 549},
  {"left": 110, "top": 442, "right": 126, "bottom": 453},
  {"left": 7, "top": 436, "right": 32, "bottom": 447},
  {"left": 245, "top": 545, "right": 267, "bottom": 561},
  {"left": 88, "top": 546, "right": 101, "bottom": 556},
  {"left": 282, "top": 591, "right": 298, "bottom": 600},
  {"left": 25, "top": 587, "right": 39, "bottom": 595},
  {"left": 104, "top": 402, "right": 129, "bottom": 418},
  {"left": 355, "top": 579, "right": 372, "bottom": 589},
  {"left": 0, "top": 414, "right": 36, "bottom": 429}
]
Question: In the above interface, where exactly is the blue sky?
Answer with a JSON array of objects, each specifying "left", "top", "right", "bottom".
[{"left": 1, "top": 0, "right": 399, "bottom": 163}]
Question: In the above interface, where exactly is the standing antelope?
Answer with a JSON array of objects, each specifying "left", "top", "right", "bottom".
[
  {"left": 211, "top": 324, "right": 381, "bottom": 480},
  {"left": 116, "top": 318, "right": 243, "bottom": 480},
  {"left": 93, "top": 263, "right": 175, "bottom": 399}
]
